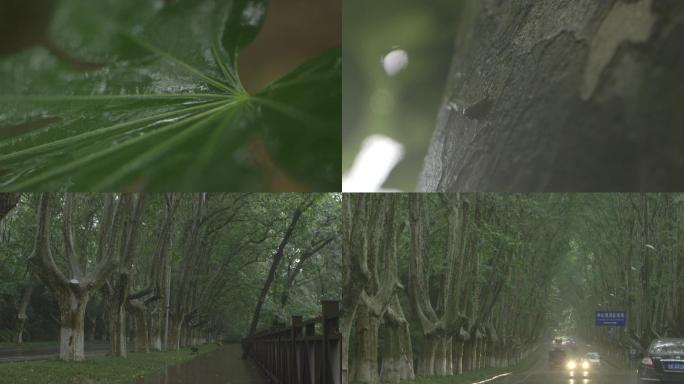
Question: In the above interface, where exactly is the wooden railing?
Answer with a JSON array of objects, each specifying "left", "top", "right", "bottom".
[{"left": 243, "top": 300, "right": 341, "bottom": 384}]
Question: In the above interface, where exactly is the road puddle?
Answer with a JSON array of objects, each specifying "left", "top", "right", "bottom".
[{"left": 135, "top": 344, "right": 266, "bottom": 384}]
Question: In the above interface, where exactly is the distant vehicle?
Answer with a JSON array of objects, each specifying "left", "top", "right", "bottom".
[
  {"left": 565, "top": 357, "right": 592, "bottom": 379},
  {"left": 585, "top": 352, "right": 601, "bottom": 369},
  {"left": 637, "top": 338, "right": 684, "bottom": 384}
]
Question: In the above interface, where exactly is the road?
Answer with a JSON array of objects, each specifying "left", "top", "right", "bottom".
[
  {"left": 0, "top": 342, "right": 114, "bottom": 363},
  {"left": 494, "top": 347, "right": 636, "bottom": 384}
]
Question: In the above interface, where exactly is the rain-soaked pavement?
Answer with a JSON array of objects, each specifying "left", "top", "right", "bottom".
[
  {"left": 493, "top": 345, "right": 635, "bottom": 384},
  {"left": 135, "top": 344, "right": 267, "bottom": 384}
]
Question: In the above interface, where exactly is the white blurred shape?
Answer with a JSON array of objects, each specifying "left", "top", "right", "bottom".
[
  {"left": 382, "top": 49, "right": 409, "bottom": 76},
  {"left": 343, "top": 135, "right": 404, "bottom": 192}
]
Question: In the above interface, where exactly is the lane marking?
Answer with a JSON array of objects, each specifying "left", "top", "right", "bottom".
[{"left": 471, "top": 372, "right": 512, "bottom": 384}]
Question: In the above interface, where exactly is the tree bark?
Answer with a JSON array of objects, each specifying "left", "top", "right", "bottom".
[
  {"left": 351, "top": 305, "right": 379, "bottom": 384},
  {"left": 57, "top": 291, "right": 89, "bottom": 361},
  {"left": 128, "top": 300, "right": 149, "bottom": 353},
  {"left": 341, "top": 195, "right": 370, "bottom": 384},
  {"left": 407, "top": 194, "right": 468, "bottom": 376},
  {"left": 0, "top": 193, "right": 20, "bottom": 221},
  {"left": 105, "top": 194, "right": 145, "bottom": 357},
  {"left": 380, "top": 298, "right": 414, "bottom": 383},
  {"left": 15, "top": 279, "right": 37, "bottom": 344},
  {"left": 420, "top": 0, "right": 684, "bottom": 192},
  {"left": 28, "top": 193, "right": 127, "bottom": 361}
]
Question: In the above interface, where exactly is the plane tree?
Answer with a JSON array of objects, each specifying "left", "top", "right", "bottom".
[{"left": 0, "top": 193, "right": 340, "bottom": 362}]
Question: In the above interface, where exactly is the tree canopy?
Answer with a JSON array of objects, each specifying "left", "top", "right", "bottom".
[
  {"left": 343, "top": 193, "right": 684, "bottom": 384},
  {"left": 0, "top": 192, "right": 340, "bottom": 361}
]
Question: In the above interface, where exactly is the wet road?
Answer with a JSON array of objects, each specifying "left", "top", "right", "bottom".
[
  {"left": 495, "top": 349, "right": 636, "bottom": 384},
  {"left": 0, "top": 342, "right": 111, "bottom": 363},
  {"left": 135, "top": 344, "right": 267, "bottom": 384}
]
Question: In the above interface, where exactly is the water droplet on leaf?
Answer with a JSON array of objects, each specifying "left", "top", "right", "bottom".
[{"left": 381, "top": 49, "right": 409, "bottom": 76}]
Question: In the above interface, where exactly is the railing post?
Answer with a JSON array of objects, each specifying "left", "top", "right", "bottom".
[
  {"left": 321, "top": 300, "right": 340, "bottom": 384},
  {"left": 306, "top": 320, "right": 316, "bottom": 384},
  {"left": 244, "top": 303, "right": 339, "bottom": 384},
  {"left": 292, "top": 316, "right": 303, "bottom": 384}
]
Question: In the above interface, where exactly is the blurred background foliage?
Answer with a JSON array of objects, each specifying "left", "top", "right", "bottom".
[{"left": 343, "top": 0, "right": 461, "bottom": 191}]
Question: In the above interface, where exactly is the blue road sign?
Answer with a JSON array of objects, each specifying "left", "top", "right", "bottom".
[{"left": 596, "top": 310, "right": 626, "bottom": 326}]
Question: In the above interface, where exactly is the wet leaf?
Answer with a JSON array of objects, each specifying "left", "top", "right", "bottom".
[{"left": 0, "top": 0, "right": 341, "bottom": 191}]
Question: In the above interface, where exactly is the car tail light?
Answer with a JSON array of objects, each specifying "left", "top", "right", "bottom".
[{"left": 641, "top": 357, "right": 655, "bottom": 369}]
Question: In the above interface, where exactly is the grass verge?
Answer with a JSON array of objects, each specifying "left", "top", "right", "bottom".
[{"left": 0, "top": 344, "right": 217, "bottom": 384}]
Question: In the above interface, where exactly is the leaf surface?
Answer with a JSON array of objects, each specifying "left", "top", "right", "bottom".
[{"left": 0, "top": 0, "right": 341, "bottom": 191}]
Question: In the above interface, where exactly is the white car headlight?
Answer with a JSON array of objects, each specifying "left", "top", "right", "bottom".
[
  {"left": 567, "top": 360, "right": 577, "bottom": 370},
  {"left": 581, "top": 361, "right": 590, "bottom": 369}
]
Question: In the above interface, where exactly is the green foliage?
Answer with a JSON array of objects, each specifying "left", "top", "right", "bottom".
[
  {"left": 0, "top": 0, "right": 340, "bottom": 191},
  {"left": 0, "top": 193, "right": 340, "bottom": 343},
  {"left": 0, "top": 345, "right": 216, "bottom": 384}
]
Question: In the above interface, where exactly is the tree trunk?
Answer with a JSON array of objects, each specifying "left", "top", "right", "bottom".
[
  {"left": 15, "top": 280, "right": 36, "bottom": 344},
  {"left": 463, "top": 338, "right": 476, "bottom": 372},
  {"left": 149, "top": 309, "right": 163, "bottom": 351},
  {"left": 350, "top": 305, "right": 380, "bottom": 384},
  {"left": 417, "top": 335, "right": 439, "bottom": 377},
  {"left": 0, "top": 193, "right": 20, "bottom": 221},
  {"left": 396, "top": 321, "right": 415, "bottom": 381},
  {"left": 243, "top": 200, "right": 308, "bottom": 357},
  {"left": 108, "top": 298, "right": 127, "bottom": 357},
  {"left": 453, "top": 339, "right": 464, "bottom": 374},
  {"left": 28, "top": 193, "right": 127, "bottom": 361},
  {"left": 384, "top": 297, "right": 415, "bottom": 382},
  {"left": 57, "top": 292, "right": 89, "bottom": 361},
  {"left": 87, "top": 315, "right": 96, "bottom": 342},
  {"left": 434, "top": 336, "right": 450, "bottom": 376},
  {"left": 420, "top": 0, "right": 684, "bottom": 192},
  {"left": 167, "top": 313, "right": 182, "bottom": 351},
  {"left": 380, "top": 324, "right": 401, "bottom": 384}
]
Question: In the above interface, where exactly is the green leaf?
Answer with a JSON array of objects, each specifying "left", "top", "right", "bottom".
[{"left": 0, "top": 0, "right": 341, "bottom": 191}]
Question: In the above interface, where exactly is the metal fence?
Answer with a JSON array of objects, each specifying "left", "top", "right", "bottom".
[{"left": 243, "top": 300, "right": 341, "bottom": 384}]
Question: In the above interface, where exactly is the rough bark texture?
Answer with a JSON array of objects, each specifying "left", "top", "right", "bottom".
[
  {"left": 28, "top": 193, "right": 129, "bottom": 361},
  {"left": 341, "top": 195, "right": 369, "bottom": 384},
  {"left": 0, "top": 193, "right": 20, "bottom": 221},
  {"left": 105, "top": 194, "right": 145, "bottom": 357},
  {"left": 128, "top": 299, "right": 149, "bottom": 353},
  {"left": 342, "top": 195, "right": 411, "bottom": 384},
  {"left": 15, "top": 279, "right": 37, "bottom": 344},
  {"left": 420, "top": 0, "right": 684, "bottom": 192},
  {"left": 147, "top": 193, "right": 177, "bottom": 352},
  {"left": 379, "top": 297, "right": 415, "bottom": 384},
  {"left": 407, "top": 194, "right": 468, "bottom": 376}
]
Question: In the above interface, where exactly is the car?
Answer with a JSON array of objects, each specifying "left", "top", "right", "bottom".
[
  {"left": 565, "top": 357, "right": 592, "bottom": 379},
  {"left": 637, "top": 338, "right": 684, "bottom": 383},
  {"left": 585, "top": 352, "right": 601, "bottom": 369}
]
